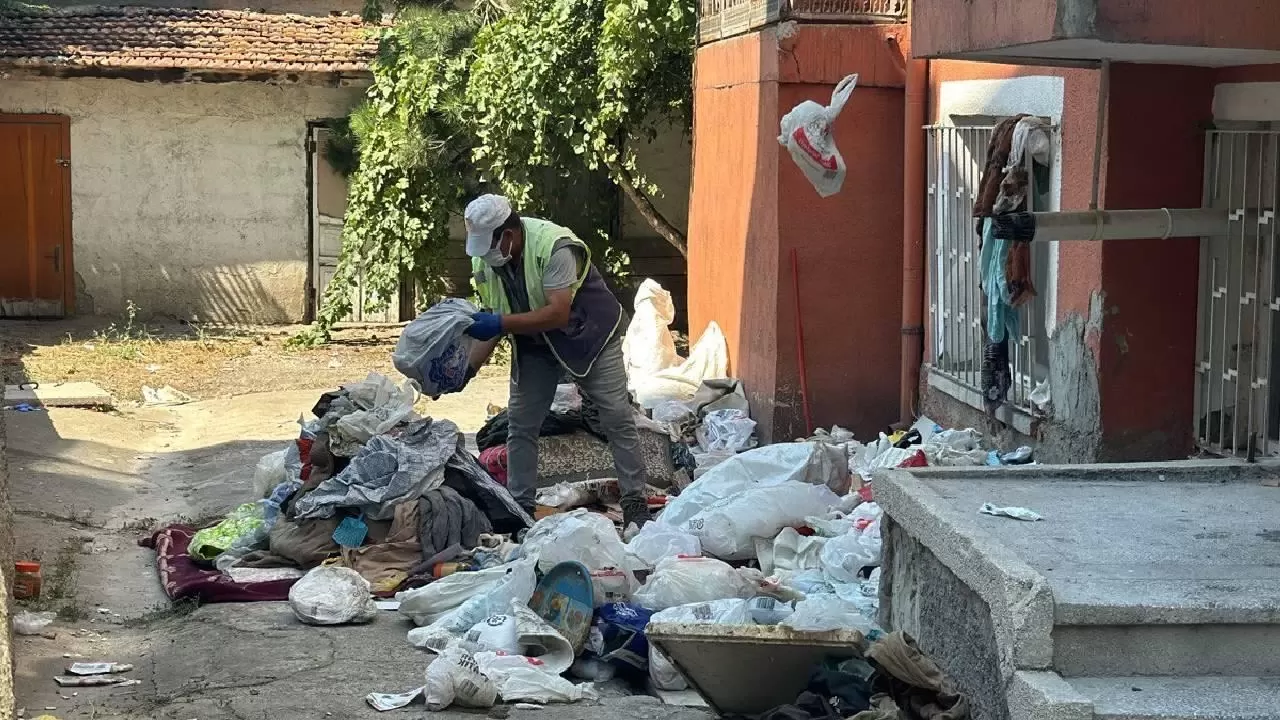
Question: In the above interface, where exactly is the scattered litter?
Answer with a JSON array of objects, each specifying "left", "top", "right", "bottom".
[
  {"left": 54, "top": 676, "right": 135, "bottom": 688},
  {"left": 66, "top": 662, "right": 132, "bottom": 676},
  {"left": 375, "top": 599, "right": 401, "bottom": 611},
  {"left": 13, "top": 611, "right": 56, "bottom": 636},
  {"left": 366, "top": 687, "right": 426, "bottom": 711},
  {"left": 979, "top": 503, "right": 1044, "bottom": 522},
  {"left": 141, "top": 385, "right": 194, "bottom": 406}
]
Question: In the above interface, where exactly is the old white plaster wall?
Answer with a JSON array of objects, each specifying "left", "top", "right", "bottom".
[{"left": 1, "top": 77, "right": 364, "bottom": 323}]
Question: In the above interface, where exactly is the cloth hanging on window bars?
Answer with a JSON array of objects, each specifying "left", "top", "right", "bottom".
[{"left": 972, "top": 115, "right": 1042, "bottom": 413}]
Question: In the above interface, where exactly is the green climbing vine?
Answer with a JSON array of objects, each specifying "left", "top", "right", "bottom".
[{"left": 298, "top": 0, "right": 694, "bottom": 344}]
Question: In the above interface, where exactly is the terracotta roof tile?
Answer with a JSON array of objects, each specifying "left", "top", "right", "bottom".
[{"left": 0, "top": 5, "right": 379, "bottom": 74}]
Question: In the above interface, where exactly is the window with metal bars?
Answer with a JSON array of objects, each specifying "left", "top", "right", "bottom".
[
  {"left": 1195, "top": 128, "right": 1280, "bottom": 457},
  {"left": 925, "top": 122, "right": 1055, "bottom": 415}
]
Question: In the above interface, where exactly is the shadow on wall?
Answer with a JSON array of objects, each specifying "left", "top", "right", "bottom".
[{"left": 85, "top": 264, "right": 296, "bottom": 325}]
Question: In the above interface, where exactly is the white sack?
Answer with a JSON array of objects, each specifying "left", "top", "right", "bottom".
[
  {"left": 474, "top": 652, "right": 598, "bottom": 704},
  {"left": 625, "top": 521, "right": 702, "bottom": 569},
  {"left": 661, "top": 442, "right": 848, "bottom": 529},
  {"left": 424, "top": 645, "right": 497, "bottom": 710},
  {"left": 649, "top": 598, "right": 752, "bottom": 625},
  {"left": 632, "top": 556, "right": 754, "bottom": 611},
  {"left": 400, "top": 556, "right": 538, "bottom": 629},
  {"left": 520, "top": 510, "right": 634, "bottom": 583},
  {"left": 623, "top": 279, "right": 681, "bottom": 379},
  {"left": 686, "top": 481, "right": 841, "bottom": 560}
]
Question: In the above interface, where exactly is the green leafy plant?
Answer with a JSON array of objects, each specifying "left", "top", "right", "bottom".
[
  {"left": 464, "top": 0, "right": 694, "bottom": 256},
  {"left": 299, "top": 0, "right": 693, "bottom": 344}
]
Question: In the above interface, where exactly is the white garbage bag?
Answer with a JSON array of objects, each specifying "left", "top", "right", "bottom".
[
  {"left": 781, "top": 593, "right": 874, "bottom": 633},
  {"left": 253, "top": 449, "right": 288, "bottom": 499},
  {"left": 757, "top": 526, "right": 827, "bottom": 576},
  {"left": 623, "top": 279, "right": 681, "bottom": 378},
  {"left": 633, "top": 321, "right": 729, "bottom": 409},
  {"left": 686, "top": 481, "right": 841, "bottom": 560},
  {"left": 649, "top": 645, "right": 689, "bottom": 691},
  {"left": 632, "top": 556, "right": 754, "bottom": 611},
  {"left": 625, "top": 521, "right": 702, "bottom": 569},
  {"left": 400, "top": 556, "right": 538, "bottom": 628},
  {"left": 820, "top": 519, "right": 883, "bottom": 585},
  {"left": 288, "top": 566, "right": 378, "bottom": 626},
  {"left": 662, "top": 442, "right": 850, "bottom": 529},
  {"left": 778, "top": 73, "right": 858, "bottom": 198},
  {"left": 696, "top": 409, "right": 758, "bottom": 453},
  {"left": 424, "top": 645, "right": 498, "bottom": 710},
  {"left": 461, "top": 614, "right": 521, "bottom": 655},
  {"left": 393, "top": 298, "right": 480, "bottom": 396},
  {"left": 520, "top": 510, "right": 635, "bottom": 584},
  {"left": 649, "top": 597, "right": 752, "bottom": 624},
  {"left": 474, "top": 652, "right": 598, "bottom": 704}
]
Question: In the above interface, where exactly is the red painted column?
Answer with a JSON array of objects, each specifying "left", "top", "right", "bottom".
[
  {"left": 688, "top": 23, "right": 907, "bottom": 441},
  {"left": 1096, "top": 63, "right": 1215, "bottom": 460}
]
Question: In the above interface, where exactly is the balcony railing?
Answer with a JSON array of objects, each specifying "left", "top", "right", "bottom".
[{"left": 698, "top": 0, "right": 905, "bottom": 43}]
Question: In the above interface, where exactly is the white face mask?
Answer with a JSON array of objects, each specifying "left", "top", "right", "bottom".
[{"left": 483, "top": 233, "right": 512, "bottom": 267}]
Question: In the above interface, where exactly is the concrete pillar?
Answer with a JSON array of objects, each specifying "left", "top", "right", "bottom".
[{"left": 687, "top": 23, "right": 907, "bottom": 441}]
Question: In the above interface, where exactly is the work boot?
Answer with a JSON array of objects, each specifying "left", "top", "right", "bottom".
[{"left": 620, "top": 494, "right": 652, "bottom": 534}]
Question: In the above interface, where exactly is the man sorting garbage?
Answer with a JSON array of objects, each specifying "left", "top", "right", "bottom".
[{"left": 461, "top": 193, "right": 652, "bottom": 531}]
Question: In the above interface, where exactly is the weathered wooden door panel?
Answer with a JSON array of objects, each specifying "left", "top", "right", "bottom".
[{"left": 0, "top": 116, "right": 72, "bottom": 317}]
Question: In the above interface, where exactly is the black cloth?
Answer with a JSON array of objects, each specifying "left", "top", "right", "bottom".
[
  {"left": 443, "top": 449, "right": 532, "bottom": 534},
  {"left": 311, "top": 390, "right": 346, "bottom": 421},
  {"left": 757, "top": 692, "right": 841, "bottom": 720},
  {"left": 810, "top": 664, "right": 873, "bottom": 716},
  {"left": 475, "top": 405, "right": 608, "bottom": 451}
]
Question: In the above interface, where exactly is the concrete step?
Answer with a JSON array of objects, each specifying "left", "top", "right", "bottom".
[
  {"left": 1069, "top": 676, "right": 1280, "bottom": 720},
  {"left": 1051, "top": 578, "right": 1280, "bottom": 677}
]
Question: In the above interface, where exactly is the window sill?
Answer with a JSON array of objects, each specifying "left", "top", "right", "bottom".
[{"left": 926, "top": 367, "right": 1036, "bottom": 436}]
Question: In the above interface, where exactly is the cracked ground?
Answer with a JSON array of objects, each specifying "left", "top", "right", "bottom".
[{"left": 3, "top": 321, "right": 714, "bottom": 720}]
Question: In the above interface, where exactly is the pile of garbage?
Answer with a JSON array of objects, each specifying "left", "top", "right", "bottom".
[{"left": 137, "top": 278, "right": 990, "bottom": 716}]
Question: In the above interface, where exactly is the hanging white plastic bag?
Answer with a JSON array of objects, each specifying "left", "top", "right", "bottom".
[
  {"left": 400, "top": 556, "right": 538, "bottom": 627},
  {"left": 626, "top": 521, "right": 702, "bottom": 569},
  {"left": 632, "top": 556, "right": 754, "bottom": 611},
  {"left": 474, "top": 652, "right": 599, "bottom": 704},
  {"left": 520, "top": 510, "right": 635, "bottom": 584},
  {"left": 624, "top": 279, "right": 681, "bottom": 379},
  {"left": 686, "top": 481, "right": 841, "bottom": 560},
  {"left": 424, "top": 645, "right": 498, "bottom": 710},
  {"left": 393, "top": 298, "right": 480, "bottom": 396},
  {"left": 288, "top": 566, "right": 378, "bottom": 626},
  {"left": 696, "top": 409, "right": 758, "bottom": 453},
  {"left": 780, "top": 593, "right": 874, "bottom": 633},
  {"left": 778, "top": 73, "right": 858, "bottom": 198}
]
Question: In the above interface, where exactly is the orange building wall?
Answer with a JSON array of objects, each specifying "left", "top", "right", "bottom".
[{"left": 688, "top": 24, "right": 907, "bottom": 441}]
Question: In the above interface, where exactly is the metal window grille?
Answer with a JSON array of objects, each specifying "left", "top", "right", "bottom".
[
  {"left": 925, "top": 124, "right": 1054, "bottom": 412},
  {"left": 1195, "top": 129, "right": 1280, "bottom": 457}
]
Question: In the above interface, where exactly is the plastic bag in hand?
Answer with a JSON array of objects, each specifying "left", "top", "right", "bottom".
[
  {"left": 393, "top": 299, "right": 480, "bottom": 396},
  {"left": 778, "top": 73, "right": 858, "bottom": 198},
  {"left": 632, "top": 556, "right": 754, "bottom": 611}
]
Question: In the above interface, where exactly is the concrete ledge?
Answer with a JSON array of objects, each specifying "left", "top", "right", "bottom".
[
  {"left": 873, "top": 469, "right": 1056, "bottom": 671},
  {"left": 908, "top": 459, "right": 1280, "bottom": 485},
  {"left": 1006, "top": 671, "right": 1093, "bottom": 720},
  {"left": 1054, "top": 577, "right": 1280, "bottom": 626},
  {"left": 1054, "top": 624, "right": 1280, "bottom": 678},
  {"left": 4, "top": 381, "right": 113, "bottom": 409}
]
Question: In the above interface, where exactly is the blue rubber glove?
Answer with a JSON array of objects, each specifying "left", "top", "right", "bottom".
[{"left": 466, "top": 312, "right": 503, "bottom": 341}]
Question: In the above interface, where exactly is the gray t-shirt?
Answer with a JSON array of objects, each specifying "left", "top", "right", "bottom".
[{"left": 496, "top": 238, "right": 586, "bottom": 314}]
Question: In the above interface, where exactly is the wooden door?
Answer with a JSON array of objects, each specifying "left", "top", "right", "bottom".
[{"left": 0, "top": 115, "right": 72, "bottom": 317}]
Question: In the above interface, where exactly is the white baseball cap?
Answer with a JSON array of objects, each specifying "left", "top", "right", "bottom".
[{"left": 464, "top": 194, "right": 514, "bottom": 257}]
